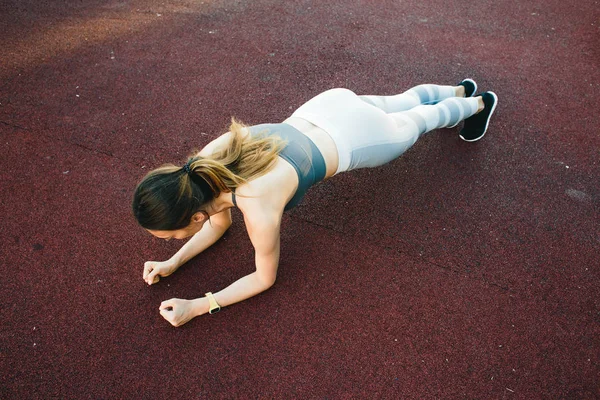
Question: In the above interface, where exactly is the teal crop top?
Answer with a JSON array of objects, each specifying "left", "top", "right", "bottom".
[{"left": 231, "top": 123, "right": 326, "bottom": 210}]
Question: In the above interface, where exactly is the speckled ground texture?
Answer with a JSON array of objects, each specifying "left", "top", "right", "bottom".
[{"left": 1, "top": 0, "right": 598, "bottom": 398}]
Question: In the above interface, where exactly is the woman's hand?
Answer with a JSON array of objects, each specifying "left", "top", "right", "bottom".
[
  {"left": 159, "top": 298, "right": 208, "bottom": 327},
  {"left": 143, "top": 260, "right": 177, "bottom": 285}
]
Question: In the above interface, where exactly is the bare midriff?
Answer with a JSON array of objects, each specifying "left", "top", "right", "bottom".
[{"left": 283, "top": 116, "right": 339, "bottom": 178}]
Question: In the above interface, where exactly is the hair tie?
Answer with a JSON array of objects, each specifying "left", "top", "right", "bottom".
[{"left": 182, "top": 161, "right": 193, "bottom": 174}]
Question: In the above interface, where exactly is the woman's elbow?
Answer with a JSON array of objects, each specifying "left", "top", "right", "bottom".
[{"left": 257, "top": 273, "right": 277, "bottom": 289}]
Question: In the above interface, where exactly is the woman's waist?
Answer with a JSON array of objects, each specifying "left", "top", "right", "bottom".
[{"left": 283, "top": 117, "right": 339, "bottom": 178}]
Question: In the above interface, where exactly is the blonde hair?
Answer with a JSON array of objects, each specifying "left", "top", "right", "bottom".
[
  {"left": 191, "top": 118, "right": 285, "bottom": 194},
  {"left": 132, "top": 119, "right": 285, "bottom": 230}
]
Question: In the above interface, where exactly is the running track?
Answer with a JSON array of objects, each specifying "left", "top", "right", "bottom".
[{"left": 1, "top": 0, "right": 598, "bottom": 398}]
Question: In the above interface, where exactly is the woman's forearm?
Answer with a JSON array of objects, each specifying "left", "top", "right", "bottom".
[
  {"left": 169, "top": 222, "right": 229, "bottom": 268},
  {"left": 187, "top": 211, "right": 281, "bottom": 319},
  {"left": 202, "top": 272, "right": 272, "bottom": 311},
  {"left": 196, "top": 218, "right": 281, "bottom": 312},
  {"left": 187, "top": 273, "right": 271, "bottom": 318}
]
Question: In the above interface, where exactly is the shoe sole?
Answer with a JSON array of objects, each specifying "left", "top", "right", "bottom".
[
  {"left": 448, "top": 78, "right": 478, "bottom": 128},
  {"left": 459, "top": 91, "right": 498, "bottom": 142}
]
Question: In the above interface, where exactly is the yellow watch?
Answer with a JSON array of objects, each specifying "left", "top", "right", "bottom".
[{"left": 205, "top": 292, "right": 221, "bottom": 314}]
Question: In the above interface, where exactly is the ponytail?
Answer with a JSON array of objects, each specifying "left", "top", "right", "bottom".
[
  {"left": 185, "top": 156, "right": 244, "bottom": 197},
  {"left": 205, "top": 118, "right": 285, "bottom": 187}
]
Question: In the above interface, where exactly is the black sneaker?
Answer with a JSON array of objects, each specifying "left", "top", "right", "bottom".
[
  {"left": 459, "top": 91, "right": 498, "bottom": 142},
  {"left": 459, "top": 78, "right": 477, "bottom": 97}
]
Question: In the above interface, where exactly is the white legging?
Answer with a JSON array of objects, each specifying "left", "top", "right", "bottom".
[{"left": 291, "top": 84, "right": 480, "bottom": 173}]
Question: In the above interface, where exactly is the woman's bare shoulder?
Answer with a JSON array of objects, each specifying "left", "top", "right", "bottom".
[
  {"left": 197, "top": 127, "right": 250, "bottom": 158},
  {"left": 235, "top": 163, "right": 293, "bottom": 219},
  {"left": 239, "top": 188, "right": 283, "bottom": 227},
  {"left": 197, "top": 132, "right": 231, "bottom": 157}
]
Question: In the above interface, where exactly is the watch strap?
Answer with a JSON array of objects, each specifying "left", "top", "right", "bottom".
[{"left": 205, "top": 292, "right": 221, "bottom": 314}]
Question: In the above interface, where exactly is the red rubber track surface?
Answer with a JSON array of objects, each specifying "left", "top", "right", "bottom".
[{"left": 1, "top": 0, "right": 598, "bottom": 398}]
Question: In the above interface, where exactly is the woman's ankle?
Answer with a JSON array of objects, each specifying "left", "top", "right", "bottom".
[
  {"left": 476, "top": 96, "right": 485, "bottom": 112},
  {"left": 455, "top": 85, "right": 466, "bottom": 97}
]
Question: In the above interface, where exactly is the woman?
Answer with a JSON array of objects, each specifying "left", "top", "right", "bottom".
[{"left": 132, "top": 80, "right": 498, "bottom": 327}]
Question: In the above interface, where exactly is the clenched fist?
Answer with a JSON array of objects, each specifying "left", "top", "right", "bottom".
[{"left": 143, "top": 260, "right": 177, "bottom": 285}]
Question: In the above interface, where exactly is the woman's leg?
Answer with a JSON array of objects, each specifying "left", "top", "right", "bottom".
[
  {"left": 288, "top": 86, "right": 489, "bottom": 173},
  {"left": 358, "top": 84, "right": 465, "bottom": 113},
  {"left": 388, "top": 96, "right": 483, "bottom": 144},
  {"left": 341, "top": 96, "right": 483, "bottom": 171}
]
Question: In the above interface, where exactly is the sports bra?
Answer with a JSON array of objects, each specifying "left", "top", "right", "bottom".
[{"left": 231, "top": 123, "right": 326, "bottom": 211}]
